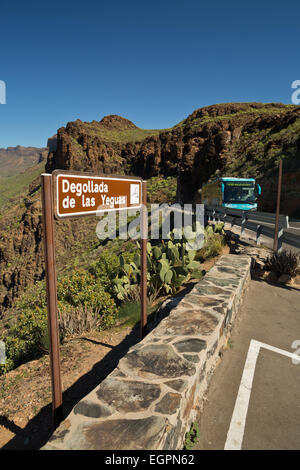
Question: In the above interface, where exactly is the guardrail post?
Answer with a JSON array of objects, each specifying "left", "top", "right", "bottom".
[
  {"left": 241, "top": 211, "right": 246, "bottom": 239},
  {"left": 256, "top": 225, "right": 262, "bottom": 246},
  {"left": 219, "top": 208, "right": 225, "bottom": 223},
  {"left": 277, "top": 228, "right": 283, "bottom": 252},
  {"left": 285, "top": 215, "right": 289, "bottom": 229}
]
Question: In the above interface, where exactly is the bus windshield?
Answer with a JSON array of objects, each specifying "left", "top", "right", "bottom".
[{"left": 223, "top": 181, "right": 256, "bottom": 204}]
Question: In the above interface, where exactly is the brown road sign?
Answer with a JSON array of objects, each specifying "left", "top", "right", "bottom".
[{"left": 53, "top": 170, "right": 142, "bottom": 219}]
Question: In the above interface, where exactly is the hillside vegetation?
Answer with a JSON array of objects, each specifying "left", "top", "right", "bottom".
[
  {"left": 0, "top": 161, "right": 45, "bottom": 210},
  {"left": 0, "top": 146, "right": 47, "bottom": 177}
]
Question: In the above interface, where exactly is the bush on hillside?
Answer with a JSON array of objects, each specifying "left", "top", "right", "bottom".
[
  {"left": 89, "top": 251, "right": 120, "bottom": 295},
  {"left": 264, "top": 249, "right": 300, "bottom": 277},
  {"left": 196, "top": 224, "right": 225, "bottom": 261},
  {"left": 147, "top": 176, "right": 177, "bottom": 204},
  {"left": 0, "top": 268, "right": 118, "bottom": 375},
  {"left": 59, "top": 304, "right": 103, "bottom": 337},
  {"left": 1, "top": 306, "right": 49, "bottom": 374}
]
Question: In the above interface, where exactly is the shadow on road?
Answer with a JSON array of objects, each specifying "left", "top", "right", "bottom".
[{"left": 251, "top": 273, "right": 300, "bottom": 292}]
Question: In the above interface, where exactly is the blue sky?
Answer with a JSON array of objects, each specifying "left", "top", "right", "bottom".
[{"left": 0, "top": 0, "right": 300, "bottom": 148}]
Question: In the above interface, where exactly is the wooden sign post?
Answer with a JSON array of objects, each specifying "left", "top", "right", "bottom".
[
  {"left": 41, "top": 170, "right": 146, "bottom": 429},
  {"left": 41, "top": 174, "right": 63, "bottom": 429},
  {"left": 140, "top": 181, "right": 147, "bottom": 339},
  {"left": 273, "top": 159, "right": 283, "bottom": 252}
]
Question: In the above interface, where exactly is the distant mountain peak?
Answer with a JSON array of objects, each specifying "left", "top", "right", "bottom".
[{"left": 99, "top": 115, "right": 138, "bottom": 130}]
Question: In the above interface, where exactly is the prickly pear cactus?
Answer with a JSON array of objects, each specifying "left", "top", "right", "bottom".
[{"left": 113, "top": 226, "right": 204, "bottom": 299}]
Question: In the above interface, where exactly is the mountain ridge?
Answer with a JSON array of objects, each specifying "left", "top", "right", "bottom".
[
  {"left": 0, "top": 146, "right": 48, "bottom": 178},
  {"left": 46, "top": 101, "right": 300, "bottom": 206}
]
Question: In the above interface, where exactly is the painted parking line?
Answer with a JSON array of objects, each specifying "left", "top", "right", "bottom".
[{"left": 224, "top": 339, "right": 300, "bottom": 450}]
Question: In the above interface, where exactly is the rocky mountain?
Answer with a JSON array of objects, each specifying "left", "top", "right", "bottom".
[
  {"left": 46, "top": 103, "right": 300, "bottom": 213},
  {"left": 47, "top": 135, "right": 57, "bottom": 153},
  {"left": 0, "top": 146, "right": 48, "bottom": 177},
  {"left": 1, "top": 102, "right": 300, "bottom": 316}
]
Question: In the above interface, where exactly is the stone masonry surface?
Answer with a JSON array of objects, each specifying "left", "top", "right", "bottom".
[{"left": 42, "top": 254, "right": 251, "bottom": 450}]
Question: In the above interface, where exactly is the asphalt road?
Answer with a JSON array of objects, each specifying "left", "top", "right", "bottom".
[{"left": 195, "top": 279, "right": 300, "bottom": 450}]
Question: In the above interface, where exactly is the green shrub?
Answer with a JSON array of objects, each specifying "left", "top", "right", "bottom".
[
  {"left": 1, "top": 268, "right": 118, "bottom": 375},
  {"left": 184, "top": 422, "right": 200, "bottom": 450},
  {"left": 15, "top": 281, "right": 47, "bottom": 312},
  {"left": 196, "top": 225, "right": 225, "bottom": 261},
  {"left": 58, "top": 269, "right": 114, "bottom": 310},
  {"left": 1, "top": 305, "right": 48, "bottom": 374},
  {"left": 57, "top": 269, "right": 118, "bottom": 331},
  {"left": 212, "top": 222, "right": 225, "bottom": 235},
  {"left": 89, "top": 251, "right": 120, "bottom": 294}
]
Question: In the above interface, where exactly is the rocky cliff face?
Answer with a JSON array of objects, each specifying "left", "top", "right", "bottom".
[
  {"left": 46, "top": 103, "right": 300, "bottom": 207},
  {"left": 47, "top": 135, "right": 57, "bottom": 153},
  {"left": 1, "top": 102, "right": 300, "bottom": 316},
  {"left": 0, "top": 194, "right": 100, "bottom": 317},
  {"left": 0, "top": 199, "right": 44, "bottom": 314},
  {"left": 258, "top": 168, "right": 300, "bottom": 217}
]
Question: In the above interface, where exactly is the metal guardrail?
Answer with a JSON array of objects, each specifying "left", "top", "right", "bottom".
[
  {"left": 205, "top": 205, "right": 300, "bottom": 251},
  {"left": 282, "top": 231, "right": 300, "bottom": 250},
  {"left": 206, "top": 205, "right": 289, "bottom": 228},
  {"left": 144, "top": 204, "right": 300, "bottom": 251}
]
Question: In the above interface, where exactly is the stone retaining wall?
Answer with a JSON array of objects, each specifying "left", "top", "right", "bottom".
[{"left": 43, "top": 254, "right": 251, "bottom": 450}]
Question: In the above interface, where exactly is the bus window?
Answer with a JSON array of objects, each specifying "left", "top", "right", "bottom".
[{"left": 223, "top": 182, "right": 256, "bottom": 204}]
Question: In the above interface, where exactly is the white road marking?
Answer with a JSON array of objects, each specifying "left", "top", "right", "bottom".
[
  {"left": 224, "top": 339, "right": 300, "bottom": 450},
  {"left": 224, "top": 339, "right": 260, "bottom": 450}
]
